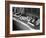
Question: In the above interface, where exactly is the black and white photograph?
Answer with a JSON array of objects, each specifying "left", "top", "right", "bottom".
[{"left": 12, "top": 7, "right": 40, "bottom": 31}]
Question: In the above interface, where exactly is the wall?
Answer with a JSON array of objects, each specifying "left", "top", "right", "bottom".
[{"left": 0, "top": 0, "right": 46, "bottom": 38}]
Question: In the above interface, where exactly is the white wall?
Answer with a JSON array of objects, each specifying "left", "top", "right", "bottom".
[
  {"left": 0, "top": 0, "right": 46, "bottom": 38},
  {"left": 0, "top": 0, "right": 5, "bottom": 37}
]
